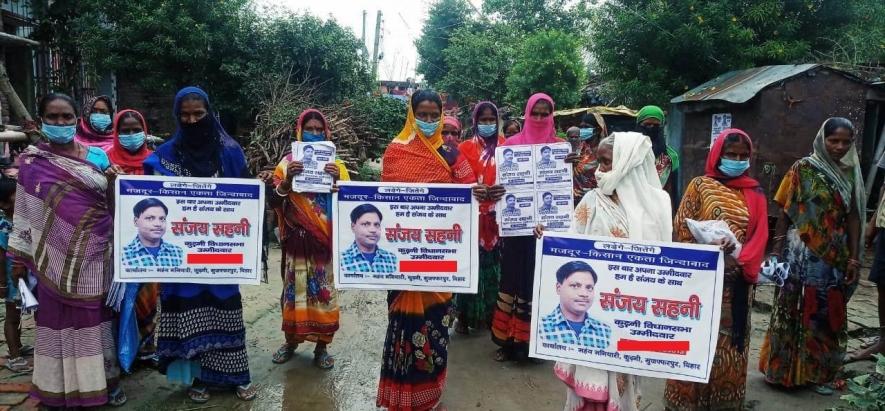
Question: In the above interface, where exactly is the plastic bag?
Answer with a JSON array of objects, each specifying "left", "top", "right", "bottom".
[
  {"left": 685, "top": 219, "right": 741, "bottom": 259},
  {"left": 117, "top": 283, "right": 141, "bottom": 373},
  {"left": 17, "top": 278, "right": 38, "bottom": 314}
]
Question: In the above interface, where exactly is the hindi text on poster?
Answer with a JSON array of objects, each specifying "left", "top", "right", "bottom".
[
  {"left": 529, "top": 233, "right": 724, "bottom": 383},
  {"left": 332, "top": 182, "right": 479, "bottom": 293},
  {"left": 114, "top": 175, "right": 265, "bottom": 285}
]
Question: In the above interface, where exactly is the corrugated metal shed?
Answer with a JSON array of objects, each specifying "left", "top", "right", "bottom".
[{"left": 671, "top": 64, "right": 828, "bottom": 104}]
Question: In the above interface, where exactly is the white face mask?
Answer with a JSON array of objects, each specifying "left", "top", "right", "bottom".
[{"left": 595, "top": 169, "right": 614, "bottom": 195}]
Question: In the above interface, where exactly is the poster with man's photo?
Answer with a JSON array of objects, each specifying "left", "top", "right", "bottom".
[
  {"left": 497, "top": 191, "right": 537, "bottom": 237},
  {"left": 535, "top": 190, "right": 573, "bottom": 232},
  {"left": 495, "top": 142, "right": 574, "bottom": 237},
  {"left": 530, "top": 232, "right": 724, "bottom": 383},
  {"left": 532, "top": 143, "right": 573, "bottom": 190},
  {"left": 495, "top": 145, "right": 535, "bottom": 191},
  {"left": 332, "top": 181, "right": 479, "bottom": 293},
  {"left": 291, "top": 141, "right": 336, "bottom": 193},
  {"left": 114, "top": 175, "right": 265, "bottom": 285}
]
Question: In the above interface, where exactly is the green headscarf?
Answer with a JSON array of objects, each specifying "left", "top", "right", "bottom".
[{"left": 636, "top": 105, "right": 665, "bottom": 124}]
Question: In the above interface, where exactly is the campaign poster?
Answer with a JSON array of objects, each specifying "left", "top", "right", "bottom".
[
  {"left": 533, "top": 142, "right": 573, "bottom": 190},
  {"left": 535, "top": 190, "right": 573, "bottom": 232},
  {"left": 710, "top": 113, "right": 732, "bottom": 146},
  {"left": 530, "top": 233, "right": 724, "bottom": 383},
  {"left": 497, "top": 191, "right": 536, "bottom": 237},
  {"left": 332, "top": 181, "right": 479, "bottom": 293},
  {"left": 291, "top": 141, "right": 336, "bottom": 193},
  {"left": 114, "top": 175, "right": 265, "bottom": 285},
  {"left": 495, "top": 145, "right": 534, "bottom": 191}
]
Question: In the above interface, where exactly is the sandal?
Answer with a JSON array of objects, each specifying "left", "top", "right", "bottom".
[
  {"left": 188, "top": 386, "right": 210, "bottom": 403},
  {"left": 19, "top": 345, "right": 33, "bottom": 356},
  {"left": 272, "top": 343, "right": 296, "bottom": 364},
  {"left": 313, "top": 350, "right": 335, "bottom": 370},
  {"left": 4, "top": 356, "right": 31, "bottom": 372},
  {"left": 236, "top": 383, "right": 258, "bottom": 401},
  {"left": 494, "top": 348, "right": 512, "bottom": 362},
  {"left": 813, "top": 384, "right": 835, "bottom": 396},
  {"left": 108, "top": 387, "right": 127, "bottom": 407}
]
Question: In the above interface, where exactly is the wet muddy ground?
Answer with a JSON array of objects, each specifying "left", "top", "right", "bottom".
[{"left": 0, "top": 247, "right": 877, "bottom": 410}]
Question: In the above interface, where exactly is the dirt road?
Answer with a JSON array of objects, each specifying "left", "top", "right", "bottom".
[{"left": 0, "top": 247, "right": 876, "bottom": 410}]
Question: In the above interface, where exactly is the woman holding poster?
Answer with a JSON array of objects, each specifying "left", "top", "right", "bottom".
[
  {"left": 143, "top": 87, "right": 258, "bottom": 402},
  {"left": 107, "top": 109, "right": 161, "bottom": 364},
  {"left": 375, "top": 90, "right": 475, "bottom": 411},
  {"left": 760, "top": 118, "right": 863, "bottom": 396},
  {"left": 455, "top": 101, "right": 506, "bottom": 334},
  {"left": 537, "top": 132, "right": 672, "bottom": 410},
  {"left": 10, "top": 93, "right": 127, "bottom": 407},
  {"left": 665, "top": 129, "right": 768, "bottom": 409},
  {"left": 260, "top": 108, "right": 347, "bottom": 369},
  {"left": 492, "top": 93, "right": 563, "bottom": 362}
]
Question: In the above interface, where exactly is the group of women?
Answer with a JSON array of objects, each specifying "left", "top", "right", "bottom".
[
  {"left": 361, "top": 90, "right": 864, "bottom": 411},
  {"left": 1, "top": 83, "right": 867, "bottom": 411}
]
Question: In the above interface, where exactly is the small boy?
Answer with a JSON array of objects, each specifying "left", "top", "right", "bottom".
[{"left": 0, "top": 175, "right": 31, "bottom": 372}]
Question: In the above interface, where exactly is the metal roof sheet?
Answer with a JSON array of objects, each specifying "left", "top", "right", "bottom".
[{"left": 671, "top": 64, "right": 824, "bottom": 105}]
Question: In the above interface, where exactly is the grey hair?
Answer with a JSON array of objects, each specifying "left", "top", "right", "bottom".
[{"left": 598, "top": 135, "right": 615, "bottom": 150}]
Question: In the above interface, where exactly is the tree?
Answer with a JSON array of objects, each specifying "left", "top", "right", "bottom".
[
  {"left": 589, "top": 0, "right": 884, "bottom": 106},
  {"left": 505, "top": 30, "right": 586, "bottom": 109},
  {"left": 33, "top": 1, "right": 372, "bottom": 130},
  {"left": 415, "top": 0, "right": 471, "bottom": 87},
  {"left": 247, "top": 13, "right": 373, "bottom": 104},
  {"left": 437, "top": 24, "right": 517, "bottom": 104},
  {"left": 481, "top": 0, "right": 590, "bottom": 34}
]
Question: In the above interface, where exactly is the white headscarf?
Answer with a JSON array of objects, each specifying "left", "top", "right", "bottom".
[
  {"left": 595, "top": 132, "right": 673, "bottom": 241},
  {"left": 806, "top": 118, "right": 865, "bottom": 218}
]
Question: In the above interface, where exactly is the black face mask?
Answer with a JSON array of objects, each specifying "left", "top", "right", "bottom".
[
  {"left": 180, "top": 115, "right": 215, "bottom": 147},
  {"left": 639, "top": 124, "right": 665, "bottom": 156}
]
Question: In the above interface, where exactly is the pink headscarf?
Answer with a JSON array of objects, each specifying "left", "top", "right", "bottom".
[
  {"left": 502, "top": 93, "right": 559, "bottom": 146},
  {"left": 443, "top": 116, "right": 462, "bottom": 147}
]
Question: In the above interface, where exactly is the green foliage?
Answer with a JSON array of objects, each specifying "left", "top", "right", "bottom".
[
  {"left": 415, "top": 0, "right": 471, "bottom": 86},
  {"left": 837, "top": 354, "right": 885, "bottom": 410},
  {"left": 505, "top": 31, "right": 586, "bottom": 109},
  {"left": 481, "top": 0, "right": 591, "bottom": 34},
  {"left": 438, "top": 24, "right": 517, "bottom": 104},
  {"left": 33, "top": 0, "right": 372, "bottom": 130},
  {"left": 356, "top": 162, "right": 381, "bottom": 182},
  {"left": 346, "top": 96, "right": 407, "bottom": 160},
  {"left": 248, "top": 13, "right": 373, "bottom": 104},
  {"left": 589, "top": 0, "right": 885, "bottom": 107}
]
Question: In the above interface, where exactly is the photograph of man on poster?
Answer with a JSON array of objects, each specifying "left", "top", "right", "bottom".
[
  {"left": 536, "top": 145, "right": 556, "bottom": 169},
  {"left": 502, "top": 194, "right": 521, "bottom": 217},
  {"left": 537, "top": 192, "right": 559, "bottom": 215},
  {"left": 340, "top": 203, "right": 398, "bottom": 273},
  {"left": 301, "top": 144, "right": 317, "bottom": 170},
  {"left": 122, "top": 197, "right": 184, "bottom": 267},
  {"left": 499, "top": 148, "right": 518, "bottom": 172},
  {"left": 540, "top": 261, "right": 611, "bottom": 348}
]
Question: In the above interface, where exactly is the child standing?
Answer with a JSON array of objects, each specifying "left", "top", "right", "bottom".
[{"left": 0, "top": 175, "right": 30, "bottom": 372}]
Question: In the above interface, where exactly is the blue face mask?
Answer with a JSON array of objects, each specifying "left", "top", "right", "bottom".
[
  {"left": 301, "top": 131, "right": 325, "bottom": 142},
  {"left": 90, "top": 113, "right": 112, "bottom": 132},
  {"left": 579, "top": 127, "right": 594, "bottom": 140},
  {"left": 477, "top": 124, "right": 497, "bottom": 138},
  {"left": 416, "top": 119, "right": 439, "bottom": 137},
  {"left": 42, "top": 123, "right": 76, "bottom": 144},
  {"left": 119, "top": 131, "right": 146, "bottom": 152},
  {"left": 718, "top": 158, "right": 750, "bottom": 177}
]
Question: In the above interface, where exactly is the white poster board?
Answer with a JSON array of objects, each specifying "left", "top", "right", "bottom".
[
  {"left": 114, "top": 175, "right": 265, "bottom": 285},
  {"left": 333, "top": 181, "right": 479, "bottom": 293},
  {"left": 530, "top": 233, "right": 724, "bottom": 383}
]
